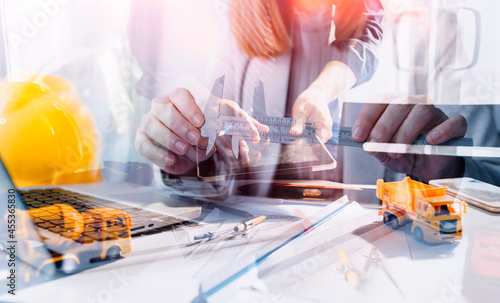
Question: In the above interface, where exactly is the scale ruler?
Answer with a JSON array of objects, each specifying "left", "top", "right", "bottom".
[
  {"left": 258, "top": 212, "right": 394, "bottom": 287},
  {"left": 219, "top": 116, "right": 317, "bottom": 144},
  {"left": 203, "top": 77, "right": 475, "bottom": 159},
  {"left": 197, "top": 200, "right": 398, "bottom": 302},
  {"left": 220, "top": 118, "right": 473, "bottom": 149},
  {"left": 327, "top": 126, "right": 473, "bottom": 148}
]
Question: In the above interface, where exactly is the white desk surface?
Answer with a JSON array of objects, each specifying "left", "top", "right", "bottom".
[{"left": 2, "top": 195, "right": 499, "bottom": 303}]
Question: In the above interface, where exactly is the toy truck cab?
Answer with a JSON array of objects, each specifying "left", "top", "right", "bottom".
[
  {"left": 81, "top": 207, "right": 132, "bottom": 260},
  {"left": 377, "top": 177, "right": 466, "bottom": 243},
  {"left": 412, "top": 194, "right": 467, "bottom": 243}
]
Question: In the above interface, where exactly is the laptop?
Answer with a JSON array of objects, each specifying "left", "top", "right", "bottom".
[{"left": 0, "top": 156, "right": 201, "bottom": 292}]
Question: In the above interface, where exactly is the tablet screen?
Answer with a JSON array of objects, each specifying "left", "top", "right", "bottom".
[{"left": 196, "top": 136, "right": 336, "bottom": 182}]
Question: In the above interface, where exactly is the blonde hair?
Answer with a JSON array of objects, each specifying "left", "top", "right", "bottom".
[{"left": 229, "top": 0, "right": 368, "bottom": 58}]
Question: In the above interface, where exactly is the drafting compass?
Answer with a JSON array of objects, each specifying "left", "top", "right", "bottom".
[{"left": 363, "top": 247, "right": 405, "bottom": 297}]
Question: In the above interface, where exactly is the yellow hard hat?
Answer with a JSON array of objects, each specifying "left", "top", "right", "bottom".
[{"left": 0, "top": 76, "right": 101, "bottom": 187}]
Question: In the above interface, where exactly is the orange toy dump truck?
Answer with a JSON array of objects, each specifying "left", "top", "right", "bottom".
[
  {"left": 376, "top": 177, "right": 467, "bottom": 243},
  {"left": 27, "top": 204, "right": 132, "bottom": 274}
]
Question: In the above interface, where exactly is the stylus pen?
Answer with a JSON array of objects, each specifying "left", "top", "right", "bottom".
[
  {"left": 338, "top": 248, "right": 361, "bottom": 288},
  {"left": 170, "top": 194, "right": 255, "bottom": 218},
  {"left": 171, "top": 193, "right": 328, "bottom": 210},
  {"left": 225, "top": 195, "right": 336, "bottom": 206}
]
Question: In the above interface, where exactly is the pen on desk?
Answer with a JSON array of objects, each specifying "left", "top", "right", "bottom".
[
  {"left": 170, "top": 194, "right": 255, "bottom": 218},
  {"left": 338, "top": 248, "right": 361, "bottom": 288},
  {"left": 233, "top": 215, "right": 266, "bottom": 232}
]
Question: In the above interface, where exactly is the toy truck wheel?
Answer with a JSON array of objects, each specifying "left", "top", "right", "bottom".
[
  {"left": 37, "top": 263, "right": 57, "bottom": 277},
  {"left": 414, "top": 227, "right": 424, "bottom": 242},
  {"left": 60, "top": 258, "right": 79, "bottom": 274},
  {"left": 106, "top": 246, "right": 122, "bottom": 261},
  {"left": 383, "top": 213, "right": 400, "bottom": 230}
]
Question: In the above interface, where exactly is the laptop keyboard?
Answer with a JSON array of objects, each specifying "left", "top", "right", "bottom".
[{"left": 19, "top": 188, "right": 184, "bottom": 236}]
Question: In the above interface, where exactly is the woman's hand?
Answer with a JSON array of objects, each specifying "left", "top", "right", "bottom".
[{"left": 290, "top": 61, "right": 357, "bottom": 142}]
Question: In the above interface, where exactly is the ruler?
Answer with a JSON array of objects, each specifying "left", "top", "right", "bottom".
[
  {"left": 197, "top": 200, "right": 395, "bottom": 301},
  {"left": 202, "top": 76, "right": 475, "bottom": 158},
  {"left": 363, "top": 141, "right": 500, "bottom": 158},
  {"left": 202, "top": 77, "right": 320, "bottom": 158},
  {"left": 219, "top": 120, "right": 473, "bottom": 148},
  {"left": 328, "top": 126, "right": 473, "bottom": 148},
  {"left": 234, "top": 115, "right": 316, "bottom": 144},
  {"left": 196, "top": 198, "right": 351, "bottom": 301}
]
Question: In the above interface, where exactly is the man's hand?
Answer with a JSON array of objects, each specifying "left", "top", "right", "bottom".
[
  {"left": 135, "top": 88, "right": 212, "bottom": 175},
  {"left": 351, "top": 95, "right": 468, "bottom": 182},
  {"left": 135, "top": 88, "right": 269, "bottom": 175},
  {"left": 203, "top": 97, "right": 270, "bottom": 164}
]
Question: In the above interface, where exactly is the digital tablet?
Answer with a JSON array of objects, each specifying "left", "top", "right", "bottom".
[
  {"left": 196, "top": 136, "right": 337, "bottom": 182},
  {"left": 429, "top": 177, "right": 500, "bottom": 213}
]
